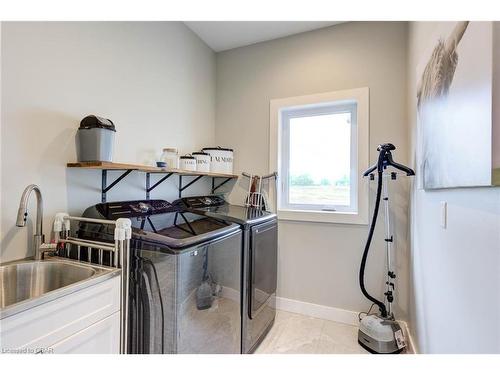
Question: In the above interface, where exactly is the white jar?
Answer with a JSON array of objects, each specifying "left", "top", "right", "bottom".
[
  {"left": 161, "top": 148, "right": 178, "bottom": 169},
  {"left": 192, "top": 151, "right": 211, "bottom": 173},
  {"left": 179, "top": 155, "right": 197, "bottom": 171},
  {"left": 202, "top": 147, "right": 234, "bottom": 174}
]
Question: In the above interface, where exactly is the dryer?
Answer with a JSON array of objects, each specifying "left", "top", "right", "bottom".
[{"left": 175, "top": 195, "right": 278, "bottom": 353}]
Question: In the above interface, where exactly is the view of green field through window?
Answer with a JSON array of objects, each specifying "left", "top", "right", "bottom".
[{"left": 289, "top": 112, "right": 351, "bottom": 206}]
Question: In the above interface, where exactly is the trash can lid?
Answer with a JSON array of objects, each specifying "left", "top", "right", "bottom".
[{"left": 79, "top": 115, "right": 116, "bottom": 132}]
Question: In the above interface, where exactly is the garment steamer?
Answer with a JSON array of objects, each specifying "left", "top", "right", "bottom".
[{"left": 358, "top": 143, "right": 415, "bottom": 354}]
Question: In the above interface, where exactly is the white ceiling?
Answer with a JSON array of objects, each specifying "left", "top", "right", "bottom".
[{"left": 184, "top": 21, "right": 343, "bottom": 52}]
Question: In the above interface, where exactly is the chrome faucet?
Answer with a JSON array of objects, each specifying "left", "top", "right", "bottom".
[{"left": 16, "top": 184, "right": 45, "bottom": 260}]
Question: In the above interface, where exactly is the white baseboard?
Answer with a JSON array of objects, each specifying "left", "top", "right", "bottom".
[
  {"left": 276, "top": 296, "right": 360, "bottom": 326},
  {"left": 276, "top": 296, "right": 417, "bottom": 354},
  {"left": 399, "top": 321, "right": 417, "bottom": 354}
]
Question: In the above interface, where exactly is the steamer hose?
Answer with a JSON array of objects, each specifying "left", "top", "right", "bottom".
[{"left": 359, "top": 152, "right": 388, "bottom": 318}]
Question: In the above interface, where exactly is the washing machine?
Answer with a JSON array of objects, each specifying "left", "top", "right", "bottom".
[
  {"left": 69, "top": 199, "right": 243, "bottom": 354},
  {"left": 174, "top": 195, "right": 278, "bottom": 353}
]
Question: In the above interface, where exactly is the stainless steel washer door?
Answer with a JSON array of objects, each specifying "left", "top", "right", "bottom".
[{"left": 177, "top": 232, "right": 243, "bottom": 354}]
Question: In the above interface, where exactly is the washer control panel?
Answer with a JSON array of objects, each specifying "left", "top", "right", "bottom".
[{"left": 96, "top": 200, "right": 176, "bottom": 219}]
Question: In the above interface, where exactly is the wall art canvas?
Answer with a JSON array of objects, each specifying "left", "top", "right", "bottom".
[{"left": 416, "top": 21, "right": 499, "bottom": 189}]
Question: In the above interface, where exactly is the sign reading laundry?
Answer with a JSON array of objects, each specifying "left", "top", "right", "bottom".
[{"left": 212, "top": 156, "right": 233, "bottom": 162}]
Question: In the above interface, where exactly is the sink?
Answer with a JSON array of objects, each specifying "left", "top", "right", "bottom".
[
  {"left": 0, "top": 260, "right": 98, "bottom": 309},
  {"left": 0, "top": 258, "right": 120, "bottom": 319}
]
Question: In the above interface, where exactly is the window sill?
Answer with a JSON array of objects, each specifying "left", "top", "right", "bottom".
[{"left": 277, "top": 209, "right": 368, "bottom": 225}]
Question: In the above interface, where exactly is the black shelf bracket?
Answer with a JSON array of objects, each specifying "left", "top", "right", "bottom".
[
  {"left": 211, "top": 177, "right": 232, "bottom": 194},
  {"left": 101, "top": 169, "right": 133, "bottom": 203},
  {"left": 178, "top": 175, "right": 204, "bottom": 198},
  {"left": 145, "top": 172, "right": 174, "bottom": 199},
  {"left": 74, "top": 166, "right": 237, "bottom": 203},
  {"left": 144, "top": 172, "right": 233, "bottom": 200}
]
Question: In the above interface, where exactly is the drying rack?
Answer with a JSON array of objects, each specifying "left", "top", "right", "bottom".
[
  {"left": 242, "top": 172, "right": 278, "bottom": 210},
  {"left": 52, "top": 214, "right": 132, "bottom": 354}
]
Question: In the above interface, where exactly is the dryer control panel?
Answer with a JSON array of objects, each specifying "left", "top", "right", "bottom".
[{"left": 176, "top": 195, "right": 226, "bottom": 209}]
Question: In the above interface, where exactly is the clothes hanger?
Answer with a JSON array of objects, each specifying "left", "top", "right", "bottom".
[{"left": 363, "top": 143, "right": 415, "bottom": 178}]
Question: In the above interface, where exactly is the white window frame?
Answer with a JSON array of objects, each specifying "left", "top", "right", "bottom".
[{"left": 269, "top": 88, "right": 369, "bottom": 225}]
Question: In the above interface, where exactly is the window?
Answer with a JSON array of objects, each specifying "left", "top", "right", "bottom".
[
  {"left": 270, "top": 88, "right": 369, "bottom": 224},
  {"left": 282, "top": 103, "right": 357, "bottom": 212}
]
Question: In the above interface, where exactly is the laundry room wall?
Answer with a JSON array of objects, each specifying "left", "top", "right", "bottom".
[
  {"left": 215, "top": 22, "right": 411, "bottom": 321},
  {"left": 1, "top": 22, "right": 216, "bottom": 262},
  {"left": 407, "top": 21, "right": 500, "bottom": 354}
]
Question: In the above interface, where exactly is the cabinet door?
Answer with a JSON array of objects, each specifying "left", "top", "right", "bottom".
[{"left": 51, "top": 312, "right": 120, "bottom": 354}]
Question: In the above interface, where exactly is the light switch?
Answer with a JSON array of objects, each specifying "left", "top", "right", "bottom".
[{"left": 440, "top": 201, "right": 447, "bottom": 229}]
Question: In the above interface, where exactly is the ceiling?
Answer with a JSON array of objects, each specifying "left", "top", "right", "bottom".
[{"left": 184, "top": 21, "right": 343, "bottom": 52}]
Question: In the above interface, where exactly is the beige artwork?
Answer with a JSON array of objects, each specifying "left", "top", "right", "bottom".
[{"left": 417, "top": 22, "right": 493, "bottom": 188}]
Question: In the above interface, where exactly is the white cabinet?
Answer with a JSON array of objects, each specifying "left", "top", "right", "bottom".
[
  {"left": 0, "top": 275, "right": 120, "bottom": 354},
  {"left": 51, "top": 312, "right": 120, "bottom": 354}
]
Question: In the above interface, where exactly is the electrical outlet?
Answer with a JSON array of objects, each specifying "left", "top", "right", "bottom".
[{"left": 440, "top": 201, "right": 447, "bottom": 229}]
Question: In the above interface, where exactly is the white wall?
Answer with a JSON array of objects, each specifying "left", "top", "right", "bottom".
[
  {"left": 215, "top": 22, "right": 411, "bottom": 318},
  {"left": 407, "top": 22, "right": 500, "bottom": 353},
  {"left": 1, "top": 22, "right": 216, "bottom": 262}
]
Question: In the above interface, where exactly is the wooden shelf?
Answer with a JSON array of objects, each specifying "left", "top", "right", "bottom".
[
  {"left": 67, "top": 161, "right": 238, "bottom": 179},
  {"left": 67, "top": 161, "right": 158, "bottom": 171},
  {"left": 67, "top": 161, "right": 238, "bottom": 202}
]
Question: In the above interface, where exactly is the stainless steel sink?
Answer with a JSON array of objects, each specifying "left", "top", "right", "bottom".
[{"left": 0, "top": 258, "right": 120, "bottom": 319}]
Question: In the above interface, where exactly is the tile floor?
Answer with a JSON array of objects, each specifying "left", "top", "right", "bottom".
[{"left": 254, "top": 310, "right": 369, "bottom": 354}]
